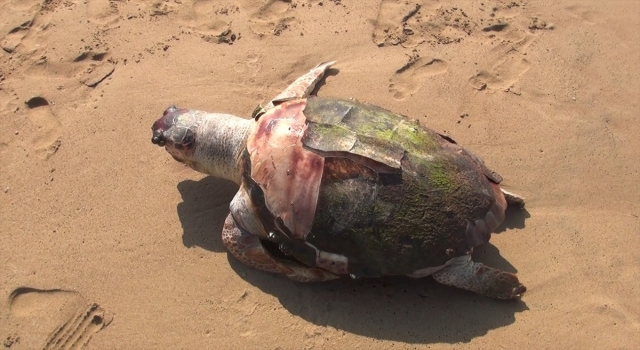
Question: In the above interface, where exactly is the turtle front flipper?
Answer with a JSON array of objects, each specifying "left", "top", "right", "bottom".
[
  {"left": 261, "top": 61, "right": 336, "bottom": 113},
  {"left": 431, "top": 255, "right": 526, "bottom": 299},
  {"left": 221, "top": 214, "right": 338, "bottom": 282}
]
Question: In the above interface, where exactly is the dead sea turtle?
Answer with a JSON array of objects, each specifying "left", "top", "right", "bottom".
[{"left": 151, "top": 62, "right": 526, "bottom": 299}]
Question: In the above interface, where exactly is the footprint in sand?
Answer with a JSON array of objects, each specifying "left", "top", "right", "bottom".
[
  {"left": 0, "top": 88, "right": 19, "bottom": 151},
  {"left": 565, "top": 5, "right": 600, "bottom": 25},
  {"left": 24, "top": 96, "right": 62, "bottom": 160},
  {"left": 389, "top": 57, "right": 448, "bottom": 100},
  {"left": 469, "top": 55, "right": 532, "bottom": 93},
  {"left": 249, "top": 0, "right": 299, "bottom": 37},
  {"left": 1, "top": 21, "right": 32, "bottom": 53},
  {"left": 0, "top": 0, "right": 42, "bottom": 53},
  {"left": 372, "top": 0, "right": 425, "bottom": 47},
  {"left": 86, "top": 0, "right": 120, "bottom": 26},
  {"left": 74, "top": 51, "right": 115, "bottom": 88},
  {"left": 232, "top": 52, "right": 263, "bottom": 90},
  {"left": 174, "top": 0, "right": 239, "bottom": 35},
  {"left": 372, "top": 0, "right": 484, "bottom": 47},
  {"left": 7, "top": 287, "right": 112, "bottom": 349},
  {"left": 469, "top": 34, "right": 534, "bottom": 93},
  {"left": 233, "top": 52, "right": 262, "bottom": 76},
  {"left": 0, "top": 0, "right": 76, "bottom": 58}
]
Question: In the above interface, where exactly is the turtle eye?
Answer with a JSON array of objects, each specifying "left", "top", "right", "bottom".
[{"left": 172, "top": 127, "right": 195, "bottom": 149}]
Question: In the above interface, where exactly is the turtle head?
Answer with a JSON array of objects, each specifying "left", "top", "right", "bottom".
[
  {"left": 151, "top": 105, "right": 251, "bottom": 183},
  {"left": 151, "top": 105, "right": 199, "bottom": 164}
]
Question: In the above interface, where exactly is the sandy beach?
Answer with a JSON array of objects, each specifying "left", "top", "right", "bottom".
[{"left": 1, "top": 0, "right": 638, "bottom": 348}]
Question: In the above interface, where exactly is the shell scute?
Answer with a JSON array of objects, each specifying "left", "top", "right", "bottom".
[{"left": 302, "top": 98, "right": 410, "bottom": 170}]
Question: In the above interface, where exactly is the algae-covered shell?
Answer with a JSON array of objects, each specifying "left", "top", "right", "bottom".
[{"left": 243, "top": 97, "right": 506, "bottom": 277}]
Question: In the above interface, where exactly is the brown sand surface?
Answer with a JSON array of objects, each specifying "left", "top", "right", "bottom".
[{"left": 1, "top": 0, "right": 639, "bottom": 348}]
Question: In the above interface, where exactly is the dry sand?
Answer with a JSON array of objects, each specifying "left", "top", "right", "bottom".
[{"left": 1, "top": 0, "right": 639, "bottom": 349}]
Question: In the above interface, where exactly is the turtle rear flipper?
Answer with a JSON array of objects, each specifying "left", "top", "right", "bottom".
[
  {"left": 432, "top": 255, "right": 526, "bottom": 299},
  {"left": 502, "top": 189, "right": 526, "bottom": 209}
]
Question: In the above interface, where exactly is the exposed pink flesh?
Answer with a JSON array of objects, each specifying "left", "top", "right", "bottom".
[
  {"left": 316, "top": 250, "right": 349, "bottom": 275},
  {"left": 491, "top": 182, "right": 508, "bottom": 215},
  {"left": 246, "top": 100, "right": 324, "bottom": 240}
]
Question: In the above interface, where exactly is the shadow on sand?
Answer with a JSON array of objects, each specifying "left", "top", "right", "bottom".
[
  {"left": 177, "top": 176, "right": 530, "bottom": 344},
  {"left": 177, "top": 176, "right": 238, "bottom": 253}
]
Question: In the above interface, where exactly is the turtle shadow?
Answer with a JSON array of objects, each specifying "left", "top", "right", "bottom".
[
  {"left": 473, "top": 242, "right": 519, "bottom": 273},
  {"left": 228, "top": 244, "right": 529, "bottom": 344},
  {"left": 178, "top": 176, "right": 529, "bottom": 343},
  {"left": 495, "top": 206, "right": 530, "bottom": 233},
  {"left": 310, "top": 66, "right": 339, "bottom": 96},
  {"left": 176, "top": 176, "right": 238, "bottom": 252}
]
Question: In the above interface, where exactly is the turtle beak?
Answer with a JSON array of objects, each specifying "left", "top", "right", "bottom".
[{"left": 151, "top": 105, "right": 180, "bottom": 147}]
